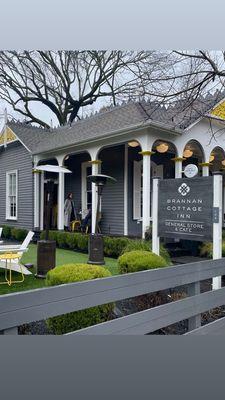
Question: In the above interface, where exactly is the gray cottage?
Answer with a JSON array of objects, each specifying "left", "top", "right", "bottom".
[{"left": 1, "top": 95, "right": 225, "bottom": 238}]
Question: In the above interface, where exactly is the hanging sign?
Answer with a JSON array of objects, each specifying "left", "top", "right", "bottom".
[{"left": 158, "top": 176, "right": 213, "bottom": 241}]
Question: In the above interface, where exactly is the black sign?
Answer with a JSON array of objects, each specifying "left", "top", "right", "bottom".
[{"left": 158, "top": 176, "right": 213, "bottom": 241}]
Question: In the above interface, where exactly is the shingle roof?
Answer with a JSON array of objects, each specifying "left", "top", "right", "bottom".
[{"left": 7, "top": 91, "right": 225, "bottom": 155}]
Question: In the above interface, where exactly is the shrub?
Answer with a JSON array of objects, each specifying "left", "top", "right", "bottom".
[
  {"left": 121, "top": 239, "right": 171, "bottom": 264},
  {"left": 103, "top": 236, "right": 130, "bottom": 257},
  {"left": 118, "top": 250, "right": 168, "bottom": 274},
  {"left": 76, "top": 234, "right": 89, "bottom": 252},
  {"left": 200, "top": 241, "right": 225, "bottom": 258},
  {"left": 66, "top": 233, "right": 78, "bottom": 250},
  {"left": 2, "top": 225, "right": 12, "bottom": 239},
  {"left": 57, "top": 231, "right": 68, "bottom": 248},
  {"left": 46, "top": 263, "right": 114, "bottom": 334},
  {"left": 11, "top": 228, "right": 28, "bottom": 242}
]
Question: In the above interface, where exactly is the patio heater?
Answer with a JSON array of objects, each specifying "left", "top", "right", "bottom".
[
  {"left": 87, "top": 174, "right": 116, "bottom": 265},
  {"left": 34, "top": 164, "right": 72, "bottom": 278}
]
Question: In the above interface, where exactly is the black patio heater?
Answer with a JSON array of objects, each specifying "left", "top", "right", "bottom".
[
  {"left": 36, "top": 179, "right": 56, "bottom": 278},
  {"left": 87, "top": 174, "right": 116, "bottom": 265}
]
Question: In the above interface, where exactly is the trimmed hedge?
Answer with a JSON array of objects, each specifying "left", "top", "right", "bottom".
[
  {"left": 46, "top": 263, "right": 114, "bottom": 334},
  {"left": 40, "top": 230, "right": 171, "bottom": 262},
  {"left": 121, "top": 239, "right": 171, "bottom": 264},
  {"left": 118, "top": 250, "right": 169, "bottom": 274},
  {"left": 1, "top": 225, "right": 28, "bottom": 241}
]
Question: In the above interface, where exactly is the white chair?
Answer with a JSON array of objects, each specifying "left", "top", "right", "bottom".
[{"left": 0, "top": 231, "right": 34, "bottom": 285}]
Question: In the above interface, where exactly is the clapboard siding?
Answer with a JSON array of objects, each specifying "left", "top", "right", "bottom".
[
  {"left": 128, "top": 146, "right": 142, "bottom": 237},
  {"left": 100, "top": 145, "right": 124, "bottom": 235},
  {"left": 64, "top": 153, "right": 90, "bottom": 216},
  {"left": 0, "top": 141, "right": 33, "bottom": 230}
]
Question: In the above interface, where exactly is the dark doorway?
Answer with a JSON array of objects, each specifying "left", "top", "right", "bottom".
[{"left": 44, "top": 181, "right": 58, "bottom": 230}]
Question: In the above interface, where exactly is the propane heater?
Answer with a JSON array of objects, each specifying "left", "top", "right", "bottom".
[
  {"left": 87, "top": 174, "right": 116, "bottom": 265},
  {"left": 34, "top": 164, "right": 72, "bottom": 278}
]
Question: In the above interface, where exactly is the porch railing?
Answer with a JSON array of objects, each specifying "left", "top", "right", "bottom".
[{"left": 1, "top": 258, "right": 225, "bottom": 335}]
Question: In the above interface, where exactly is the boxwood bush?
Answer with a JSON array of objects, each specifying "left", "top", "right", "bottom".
[
  {"left": 121, "top": 239, "right": 171, "bottom": 264},
  {"left": 118, "top": 250, "right": 169, "bottom": 274},
  {"left": 1, "top": 225, "right": 28, "bottom": 241},
  {"left": 40, "top": 230, "right": 171, "bottom": 262},
  {"left": 46, "top": 263, "right": 114, "bottom": 334}
]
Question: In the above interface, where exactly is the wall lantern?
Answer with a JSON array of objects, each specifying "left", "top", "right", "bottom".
[
  {"left": 209, "top": 154, "right": 215, "bottom": 162},
  {"left": 156, "top": 142, "right": 169, "bottom": 153},
  {"left": 222, "top": 160, "right": 225, "bottom": 166},
  {"left": 183, "top": 148, "right": 193, "bottom": 158},
  {"left": 128, "top": 141, "right": 139, "bottom": 148}
]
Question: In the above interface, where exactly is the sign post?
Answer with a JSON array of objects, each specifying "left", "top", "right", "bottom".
[
  {"left": 212, "top": 173, "right": 223, "bottom": 290},
  {"left": 152, "top": 174, "right": 223, "bottom": 289},
  {"left": 152, "top": 177, "right": 160, "bottom": 256}
]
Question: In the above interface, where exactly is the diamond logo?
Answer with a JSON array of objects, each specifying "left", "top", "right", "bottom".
[{"left": 178, "top": 183, "right": 190, "bottom": 196}]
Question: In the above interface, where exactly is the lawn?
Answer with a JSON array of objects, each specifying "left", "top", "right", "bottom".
[{"left": 0, "top": 244, "right": 119, "bottom": 295}]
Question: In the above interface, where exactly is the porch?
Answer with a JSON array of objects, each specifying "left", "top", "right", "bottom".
[{"left": 33, "top": 130, "right": 225, "bottom": 239}]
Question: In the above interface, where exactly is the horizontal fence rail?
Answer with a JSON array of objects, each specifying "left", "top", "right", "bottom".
[{"left": 0, "top": 258, "right": 225, "bottom": 335}]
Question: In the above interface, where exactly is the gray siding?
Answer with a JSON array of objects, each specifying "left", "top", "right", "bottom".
[
  {"left": 128, "top": 147, "right": 142, "bottom": 237},
  {"left": 64, "top": 153, "right": 90, "bottom": 216},
  {"left": 100, "top": 145, "right": 124, "bottom": 235},
  {"left": 0, "top": 141, "right": 33, "bottom": 230}
]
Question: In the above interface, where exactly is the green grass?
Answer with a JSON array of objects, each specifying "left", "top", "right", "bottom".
[{"left": 0, "top": 244, "right": 119, "bottom": 295}]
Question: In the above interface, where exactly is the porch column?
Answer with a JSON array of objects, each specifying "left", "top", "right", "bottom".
[
  {"left": 57, "top": 171, "right": 65, "bottom": 230},
  {"left": 40, "top": 171, "right": 44, "bottom": 231},
  {"left": 33, "top": 169, "right": 41, "bottom": 229},
  {"left": 89, "top": 159, "right": 102, "bottom": 234},
  {"left": 172, "top": 157, "right": 185, "bottom": 178},
  {"left": 139, "top": 151, "right": 154, "bottom": 239},
  {"left": 199, "top": 162, "right": 210, "bottom": 177}
]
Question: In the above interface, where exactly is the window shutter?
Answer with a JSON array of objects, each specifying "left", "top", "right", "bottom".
[{"left": 133, "top": 160, "right": 142, "bottom": 220}]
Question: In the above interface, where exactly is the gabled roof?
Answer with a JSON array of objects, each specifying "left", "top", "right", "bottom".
[{"left": 6, "top": 91, "right": 225, "bottom": 155}]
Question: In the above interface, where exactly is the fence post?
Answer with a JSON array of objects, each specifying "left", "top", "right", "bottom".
[{"left": 187, "top": 282, "right": 201, "bottom": 331}]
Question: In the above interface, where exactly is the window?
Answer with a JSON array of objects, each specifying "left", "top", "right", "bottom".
[
  {"left": 133, "top": 161, "right": 164, "bottom": 220},
  {"left": 81, "top": 162, "right": 92, "bottom": 217},
  {"left": 6, "top": 170, "right": 18, "bottom": 220}
]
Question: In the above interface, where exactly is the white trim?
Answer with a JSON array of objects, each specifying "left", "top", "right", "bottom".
[
  {"left": 133, "top": 160, "right": 142, "bottom": 220},
  {"left": 5, "top": 169, "right": 18, "bottom": 220},
  {"left": 124, "top": 144, "right": 128, "bottom": 235},
  {"left": 213, "top": 174, "right": 223, "bottom": 290},
  {"left": 81, "top": 161, "right": 91, "bottom": 217}
]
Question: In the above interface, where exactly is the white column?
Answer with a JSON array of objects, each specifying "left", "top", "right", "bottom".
[
  {"left": 200, "top": 162, "right": 210, "bottom": 177},
  {"left": 213, "top": 173, "right": 223, "bottom": 290},
  {"left": 124, "top": 144, "right": 128, "bottom": 236},
  {"left": 33, "top": 170, "right": 40, "bottom": 229},
  {"left": 58, "top": 171, "right": 65, "bottom": 230},
  {"left": 152, "top": 177, "right": 160, "bottom": 255},
  {"left": 141, "top": 151, "right": 152, "bottom": 239},
  {"left": 90, "top": 160, "right": 101, "bottom": 234},
  {"left": 40, "top": 171, "right": 44, "bottom": 231},
  {"left": 173, "top": 157, "right": 184, "bottom": 178}
]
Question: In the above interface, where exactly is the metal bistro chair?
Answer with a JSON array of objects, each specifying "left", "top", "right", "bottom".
[{"left": 0, "top": 231, "right": 34, "bottom": 286}]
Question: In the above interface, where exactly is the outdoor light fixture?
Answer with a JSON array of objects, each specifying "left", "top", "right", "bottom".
[
  {"left": 156, "top": 142, "right": 169, "bottom": 153},
  {"left": 222, "top": 160, "right": 225, "bottom": 166},
  {"left": 87, "top": 174, "right": 116, "bottom": 265},
  {"left": 209, "top": 154, "right": 215, "bottom": 162},
  {"left": 128, "top": 141, "right": 139, "bottom": 148},
  {"left": 183, "top": 148, "right": 193, "bottom": 158}
]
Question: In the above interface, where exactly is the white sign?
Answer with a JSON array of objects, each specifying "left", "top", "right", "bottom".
[{"left": 184, "top": 164, "right": 198, "bottom": 178}]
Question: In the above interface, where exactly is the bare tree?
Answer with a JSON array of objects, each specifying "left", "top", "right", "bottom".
[{"left": 0, "top": 50, "right": 158, "bottom": 128}]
